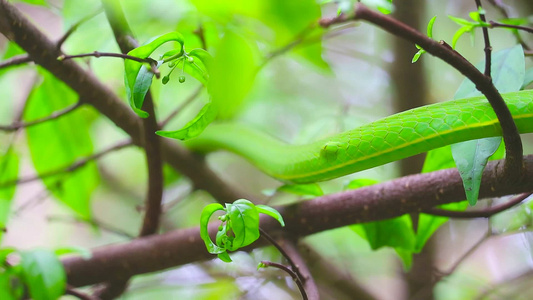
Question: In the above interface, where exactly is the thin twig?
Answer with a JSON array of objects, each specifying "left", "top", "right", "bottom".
[
  {"left": 160, "top": 85, "right": 203, "bottom": 128},
  {"left": 475, "top": 0, "right": 493, "bottom": 77},
  {"left": 260, "top": 261, "right": 308, "bottom": 300},
  {"left": 258, "top": 229, "right": 299, "bottom": 276},
  {"left": 277, "top": 239, "right": 319, "bottom": 300},
  {"left": 193, "top": 24, "right": 207, "bottom": 50},
  {"left": 0, "top": 139, "right": 132, "bottom": 188},
  {"left": 0, "top": 102, "right": 82, "bottom": 132},
  {"left": 423, "top": 193, "right": 531, "bottom": 218},
  {"left": 487, "top": 0, "right": 531, "bottom": 50},
  {"left": 489, "top": 21, "right": 533, "bottom": 34},
  {"left": 58, "top": 51, "right": 160, "bottom": 78},
  {"left": 0, "top": 54, "right": 31, "bottom": 69}
]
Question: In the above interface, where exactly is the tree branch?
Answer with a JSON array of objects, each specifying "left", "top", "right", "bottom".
[
  {"left": 320, "top": 3, "right": 524, "bottom": 181},
  {"left": 62, "top": 156, "right": 533, "bottom": 287}
]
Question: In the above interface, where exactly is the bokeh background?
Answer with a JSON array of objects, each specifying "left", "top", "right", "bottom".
[{"left": 1, "top": 0, "right": 533, "bottom": 299}]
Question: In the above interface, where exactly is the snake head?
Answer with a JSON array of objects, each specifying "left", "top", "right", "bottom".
[{"left": 320, "top": 141, "right": 348, "bottom": 162}]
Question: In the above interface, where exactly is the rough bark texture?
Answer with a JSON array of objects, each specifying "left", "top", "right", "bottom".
[{"left": 63, "top": 156, "right": 533, "bottom": 287}]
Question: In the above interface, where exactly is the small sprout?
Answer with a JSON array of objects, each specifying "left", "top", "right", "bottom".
[
  {"left": 162, "top": 75, "right": 170, "bottom": 84},
  {"left": 257, "top": 262, "right": 267, "bottom": 270},
  {"left": 57, "top": 55, "right": 65, "bottom": 61},
  {"left": 179, "top": 75, "right": 186, "bottom": 83}
]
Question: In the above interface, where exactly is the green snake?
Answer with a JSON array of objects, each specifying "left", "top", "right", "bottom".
[{"left": 185, "top": 90, "right": 533, "bottom": 183}]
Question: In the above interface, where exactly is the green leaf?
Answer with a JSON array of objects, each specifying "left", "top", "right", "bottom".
[
  {"left": 0, "top": 265, "right": 23, "bottom": 300},
  {"left": 469, "top": 10, "right": 490, "bottom": 26},
  {"left": 130, "top": 61, "right": 162, "bottom": 118},
  {"left": 344, "top": 178, "right": 379, "bottom": 190},
  {"left": 451, "top": 137, "right": 501, "bottom": 206},
  {"left": 12, "top": 0, "right": 47, "bottom": 5},
  {"left": 19, "top": 249, "right": 66, "bottom": 300},
  {"left": 125, "top": 32, "right": 185, "bottom": 117},
  {"left": 455, "top": 45, "right": 525, "bottom": 99},
  {"left": 156, "top": 101, "right": 217, "bottom": 140},
  {"left": 54, "top": 246, "right": 92, "bottom": 259},
  {"left": 277, "top": 183, "right": 323, "bottom": 197},
  {"left": 209, "top": 30, "right": 257, "bottom": 119},
  {"left": 0, "top": 149, "right": 19, "bottom": 244},
  {"left": 256, "top": 205, "right": 285, "bottom": 227},
  {"left": 412, "top": 50, "right": 424, "bottom": 63},
  {"left": 200, "top": 203, "right": 226, "bottom": 255},
  {"left": 217, "top": 251, "right": 233, "bottom": 263},
  {"left": 422, "top": 145, "right": 455, "bottom": 173},
  {"left": 451, "top": 25, "right": 472, "bottom": 49},
  {"left": 499, "top": 18, "right": 528, "bottom": 26},
  {"left": 24, "top": 70, "right": 99, "bottom": 218},
  {"left": 361, "top": 0, "right": 393, "bottom": 14},
  {"left": 395, "top": 248, "right": 413, "bottom": 270},
  {"left": 179, "top": 48, "right": 214, "bottom": 86},
  {"left": 351, "top": 214, "right": 416, "bottom": 266},
  {"left": 225, "top": 199, "right": 260, "bottom": 251},
  {"left": 427, "top": 16, "right": 437, "bottom": 38},
  {"left": 351, "top": 215, "right": 415, "bottom": 250},
  {"left": 415, "top": 202, "right": 468, "bottom": 252},
  {"left": 448, "top": 15, "right": 474, "bottom": 27}
]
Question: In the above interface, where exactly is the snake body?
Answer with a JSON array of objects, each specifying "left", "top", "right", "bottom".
[{"left": 185, "top": 90, "right": 533, "bottom": 183}]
